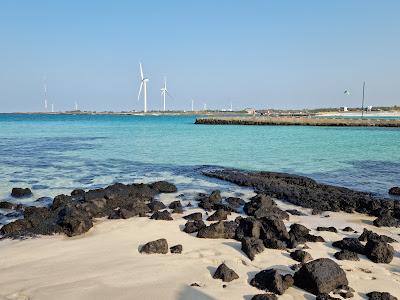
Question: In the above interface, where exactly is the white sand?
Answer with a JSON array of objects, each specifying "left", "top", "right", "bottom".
[{"left": 0, "top": 192, "right": 399, "bottom": 300}]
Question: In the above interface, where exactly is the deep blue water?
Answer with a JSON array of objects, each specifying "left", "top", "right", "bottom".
[{"left": 0, "top": 114, "right": 399, "bottom": 210}]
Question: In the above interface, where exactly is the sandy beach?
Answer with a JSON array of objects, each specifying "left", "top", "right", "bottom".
[{"left": 1, "top": 188, "right": 399, "bottom": 300}]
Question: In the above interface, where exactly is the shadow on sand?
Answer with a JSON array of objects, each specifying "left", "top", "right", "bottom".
[{"left": 177, "top": 285, "right": 217, "bottom": 300}]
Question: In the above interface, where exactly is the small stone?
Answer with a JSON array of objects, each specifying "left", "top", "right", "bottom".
[
  {"left": 170, "top": 244, "right": 183, "bottom": 254},
  {"left": 212, "top": 263, "right": 239, "bottom": 282}
]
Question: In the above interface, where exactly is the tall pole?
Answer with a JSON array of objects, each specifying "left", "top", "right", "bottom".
[
  {"left": 191, "top": 99, "right": 194, "bottom": 112},
  {"left": 44, "top": 83, "right": 48, "bottom": 111},
  {"left": 163, "top": 92, "right": 166, "bottom": 112},
  {"left": 361, "top": 81, "right": 365, "bottom": 118},
  {"left": 144, "top": 81, "right": 147, "bottom": 113}
]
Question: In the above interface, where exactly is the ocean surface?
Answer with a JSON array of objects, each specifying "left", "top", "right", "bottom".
[{"left": 1, "top": 114, "right": 399, "bottom": 223}]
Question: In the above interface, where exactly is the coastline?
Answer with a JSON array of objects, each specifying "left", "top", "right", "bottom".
[
  {"left": 0, "top": 191, "right": 399, "bottom": 300},
  {"left": 0, "top": 170, "right": 399, "bottom": 300}
]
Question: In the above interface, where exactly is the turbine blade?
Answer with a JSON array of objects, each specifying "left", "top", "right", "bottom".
[
  {"left": 140, "top": 63, "right": 144, "bottom": 80},
  {"left": 138, "top": 82, "right": 143, "bottom": 100}
]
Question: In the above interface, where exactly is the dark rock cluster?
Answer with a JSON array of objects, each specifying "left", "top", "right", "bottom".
[
  {"left": 204, "top": 169, "right": 400, "bottom": 228},
  {"left": 1, "top": 181, "right": 178, "bottom": 238}
]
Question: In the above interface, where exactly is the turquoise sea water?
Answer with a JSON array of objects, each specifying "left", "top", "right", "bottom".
[{"left": 0, "top": 114, "right": 399, "bottom": 213}]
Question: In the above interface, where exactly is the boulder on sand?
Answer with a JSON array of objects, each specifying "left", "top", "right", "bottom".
[
  {"left": 11, "top": 187, "right": 32, "bottom": 198},
  {"left": 334, "top": 250, "right": 360, "bottom": 261},
  {"left": 197, "top": 221, "right": 236, "bottom": 239},
  {"left": 207, "top": 209, "right": 230, "bottom": 221},
  {"left": 150, "top": 210, "right": 173, "bottom": 221},
  {"left": 183, "top": 220, "right": 206, "bottom": 233},
  {"left": 241, "top": 237, "right": 265, "bottom": 260},
  {"left": 57, "top": 206, "right": 93, "bottom": 237},
  {"left": 290, "top": 250, "right": 313, "bottom": 263},
  {"left": 332, "top": 238, "right": 365, "bottom": 254},
  {"left": 140, "top": 238, "right": 168, "bottom": 254},
  {"left": 250, "top": 269, "right": 294, "bottom": 295},
  {"left": 365, "top": 240, "right": 394, "bottom": 264},
  {"left": 293, "top": 258, "right": 348, "bottom": 295},
  {"left": 170, "top": 244, "right": 182, "bottom": 254},
  {"left": 212, "top": 263, "right": 239, "bottom": 282},
  {"left": 183, "top": 212, "right": 203, "bottom": 221},
  {"left": 317, "top": 226, "right": 338, "bottom": 233},
  {"left": 367, "top": 291, "right": 398, "bottom": 300},
  {"left": 251, "top": 294, "right": 278, "bottom": 300}
]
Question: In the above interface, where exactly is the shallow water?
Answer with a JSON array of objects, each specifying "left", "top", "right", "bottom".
[{"left": 0, "top": 114, "right": 399, "bottom": 213}]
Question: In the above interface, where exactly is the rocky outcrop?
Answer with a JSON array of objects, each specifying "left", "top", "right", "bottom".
[
  {"left": 197, "top": 221, "right": 237, "bottom": 239},
  {"left": 203, "top": 169, "right": 400, "bottom": 227},
  {"left": 139, "top": 239, "right": 168, "bottom": 254},
  {"left": 293, "top": 258, "right": 348, "bottom": 295},
  {"left": 11, "top": 187, "right": 32, "bottom": 198},
  {"left": 1, "top": 181, "right": 176, "bottom": 238},
  {"left": 250, "top": 269, "right": 293, "bottom": 295},
  {"left": 212, "top": 263, "right": 239, "bottom": 282},
  {"left": 358, "top": 228, "right": 396, "bottom": 243},
  {"left": 149, "top": 181, "right": 177, "bottom": 193},
  {"left": 388, "top": 187, "right": 400, "bottom": 196}
]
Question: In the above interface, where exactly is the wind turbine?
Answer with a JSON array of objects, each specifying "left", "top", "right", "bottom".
[
  {"left": 191, "top": 99, "right": 194, "bottom": 112},
  {"left": 160, "top": 77, "right": 171, "bottom": 112},
  {"left": 138, "top": 62, "right": 149, "bottom": 113},
  {"left": 43, "top": 83, "right": 48, "bottom": 111},
  {"left": 74, "top": 101, "right": 78, "bottom": 111}
]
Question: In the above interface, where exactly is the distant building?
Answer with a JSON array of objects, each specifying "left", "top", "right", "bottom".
[
  {"left": 245, "top": 108, "right": 256, "bottom": 115},
  {"left": 341, "top": 106, "right": 348, "bottom": 112},
  {"left": 367, "top": 106, "right": 373, "bottom": 111}
]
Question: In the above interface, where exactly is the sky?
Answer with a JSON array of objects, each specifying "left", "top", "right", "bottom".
[{"left": 0, "top": 0, "right": 399, "bottom": 112}]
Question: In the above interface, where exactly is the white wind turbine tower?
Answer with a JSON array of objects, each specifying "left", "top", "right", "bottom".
[
  {"left": 43, "top": 83, "right": 48, "bottom": 111},
  {"left": 191, "top": 99, "right": 194, "bottom": 112},
  {"left": 160, "top": 77, "right": 172, "bottom": 112},
  {"left": 138, "top": 62, "right": 149, "bottom": 113},
  {"left": 74, "top": 101, "right": 78, "bottom": 111}
]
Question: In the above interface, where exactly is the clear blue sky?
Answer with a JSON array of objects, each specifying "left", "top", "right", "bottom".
[{"left": 1, "top": 0, "right": 399, "bottom": 112}]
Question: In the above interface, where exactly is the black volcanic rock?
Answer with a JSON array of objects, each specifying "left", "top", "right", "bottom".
[
  {"left": 149, "top": 181, "right": 177, "bottom": 193},
  {"left": 170, "top": 244, "right": 182, "bottom": 254},
  {"left": 358, "top": 228, "right": 396, "bottom": 243},
  {"left": 250, "top": 269, "right": 293, "bottom": 295},
  {"left": 203, "top": 169, "right": 399, "bottom": 223},
  {"left": 150, "top": 210, "right": 173, "bottom": 221},
  {"left": 11, "top": 188, "right": 32, "bottom": 198},
  {"left": 140, "top": 238, "right": 168, "bottom": 254},
  {"left": 148, "top": 201, "right": 166, "bottom": 212},
  {"left": 365, "top": 240, "right": 394, "bottom": 264},
  {"left": 0, "top": 201, "right": 17, "bottom": 209},
  {"left": 342, "top": 226, "right": 354, "bottom": 232},
  {"left": 293, "top": 258, "right": 348, "bottom": 295},
  {"left": 334, "top": 250, "right": 360, "bottom": 261},
  {"left": 183, "top": 220, "right": 206, "bottom": 233},
  {"left": 207, "top": 209, "right": 230, "bottom": 221},
  {"left": 290, "top": 250, "right": 313, "bottom": 263},
  {"left": 251, "top": 294, "right": 278, "bottom": 300},
  {"left": 1, "top": 181, "right": 174, "bottom": 238},
  {"left": 317, "top": 226, "right": 337, "bottom": 233},
  {"left": 367, "top": 291, "right": 398, "bottom": 300},
  {"left": 389, "top": 187, "right": 400, "bottom": 196},
  {"left": 183, "top": 212, "right": 203, "bottom": 221},
  {"left": 373, "top": 215, "right": 400, "bottom": 228},
  {"left": 332, "top": 238, "right": 365, "bottom": 254},
  {"left": 241, "top": 237, "right": 265, "bottom": 260},
  {"left": 212, "top": 263, "right": 239, "bottom": 282}
]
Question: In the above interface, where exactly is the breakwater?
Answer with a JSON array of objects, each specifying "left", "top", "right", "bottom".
[{"left": 195, "top": 116, "right": 400, "bottom": 127}]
